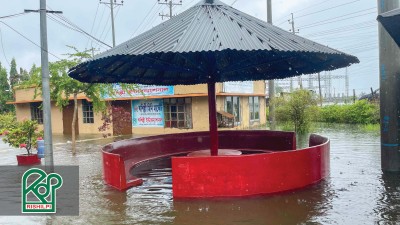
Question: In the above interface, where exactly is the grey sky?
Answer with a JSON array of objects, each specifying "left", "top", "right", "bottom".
[{"left": 0, "top": 0, "right": 379, "bottom": 95}]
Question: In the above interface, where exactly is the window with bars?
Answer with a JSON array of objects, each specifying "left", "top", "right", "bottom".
[
  {"left": 82, "top": 100, "right": 94, "bottom": 124},
  {"left": 164, "top": 98, "right": 192, "bottom": 129},
  {"left": 30, "top": 102, "right": 43, "bottom": 124},
  {"left": 249, "top": 96, "right": 260, "bottom": 121}
]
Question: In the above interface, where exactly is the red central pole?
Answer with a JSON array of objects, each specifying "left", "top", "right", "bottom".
[{"left": 207, "top": 82, "right": 218, "bottom": 156}]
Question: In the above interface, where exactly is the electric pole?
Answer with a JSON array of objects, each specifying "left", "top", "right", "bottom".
[
  {"left": 100, "top": 0, "right": 124, "bottom": 47},
  {"left": 158, "top": 0, "right": 182, "bottom": 20},
  {"left": 25, "top": 2, "right": 62, "bottom": 171},
  {"left": 289, "top": 13, "right": 301, "bottom": 89},
  {"left": 267, "top": 0, "right": 275, "bottom": 130},
  {"left": 378, "top": 0, "right": 400, "bottom": 173}
]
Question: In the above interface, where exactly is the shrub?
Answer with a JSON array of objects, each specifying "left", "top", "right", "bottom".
[
  {"left": 274, "top": 89, "right": 318, "bottom": 133},
  {"left": 318, "top": 100, "right": 379, "bottom": 124},
  {"left": 0, "top": 113, "right": 16, "bottom": 134},
  {"left": 2, "top": 120, "right": 43, "bottom": 155}
]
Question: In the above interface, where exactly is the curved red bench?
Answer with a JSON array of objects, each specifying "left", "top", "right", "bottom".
[{"left": 102, "top": 130, "right": 329, "bottom": 198}]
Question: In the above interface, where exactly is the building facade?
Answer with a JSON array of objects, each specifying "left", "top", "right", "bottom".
[{"left": 10, "top": 81, "right": 266, "bottom": 135}]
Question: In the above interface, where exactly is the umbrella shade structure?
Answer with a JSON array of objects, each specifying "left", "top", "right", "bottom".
[
  {"left": 69, "top": 0, "right": 359, "bottom": 156},
  {"left": 378, "top": 7, "right": 400, "bottom": 47}
]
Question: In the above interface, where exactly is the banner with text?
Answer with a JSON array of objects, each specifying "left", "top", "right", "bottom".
[
  {"left": 223, "top": 81, "right": 254, "bottom": 94},
  {"left": 104, "top": 84, "right": 174, "bottom": 99},
  {"left": 132, "top": 99, "right": 164, "bottom": 127}
]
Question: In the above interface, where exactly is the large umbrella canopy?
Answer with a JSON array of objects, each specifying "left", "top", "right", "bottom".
[
  {"left": 69, "top": 0, "right": 358, "bottom": 156},
  {"left": 69, "top": 0, "right": 358, "bottom": 84},
  {"left": 377, "top": 7, "right": 400, "bottom": 47}
]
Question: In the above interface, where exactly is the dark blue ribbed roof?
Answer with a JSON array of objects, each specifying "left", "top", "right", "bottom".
[{"left": 69, "top": 0, "right": 359, "bottom": 85}]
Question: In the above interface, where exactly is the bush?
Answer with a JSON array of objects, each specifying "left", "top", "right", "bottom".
[
  {"left": 2, "top": 120, "right": 43, "bottom": 155},
  {"left": 0, "top": 113, "right": 16, "bottom": 134},
  {"left": 274, "top": 89, "right": 318, "bottom": 133},
  {"left": 318, "top": 100, "right": 379, "bottom": 124}
]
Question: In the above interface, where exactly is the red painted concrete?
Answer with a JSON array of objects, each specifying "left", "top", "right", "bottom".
[
  {"left": 101, "top": 130, "right": 329, "bottom": 198},
  {"left": 172, "top": 134, "right": 329, "bottom": 198}
]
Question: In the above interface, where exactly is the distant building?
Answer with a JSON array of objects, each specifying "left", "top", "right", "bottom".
[{"left": 8, "top": 81, "right": 266, "bottom": 135}]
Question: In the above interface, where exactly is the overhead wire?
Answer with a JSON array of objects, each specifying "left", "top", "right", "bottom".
[
  {"left": 85, "top": 2, "right": 100, "bottom": 49},
  {"left": 298, "top": 7, "right": 376, "bottom": 29},
  {"left": 131, "top": 1, "right": 158, "bottom": 37},
  {"left": 296, "top": 0, "right": 360, "bottom": 19},
  {"left": 0, "top": 28, "right": 10, "bottom": 66},
  {"left": 0, "top": 21, "right": 61, "bottom": 60}
]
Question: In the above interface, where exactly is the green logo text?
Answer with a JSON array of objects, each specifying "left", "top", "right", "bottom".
[{"left": 21, "top": 168, "right": 63, "bottom": 213}]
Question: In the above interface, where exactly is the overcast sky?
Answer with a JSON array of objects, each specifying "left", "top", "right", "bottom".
[{"left": 0, "top": 0, "right": 379, "bottom": 95}]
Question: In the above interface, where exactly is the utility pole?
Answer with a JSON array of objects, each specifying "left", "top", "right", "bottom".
[
  {"left": 289, "top": 13, "right": 301, "bottom": 89},
  {"left": 25, "top": 1, "right": 62, "bottom": 171},
  {"left": 267, "top": 0, "right": 275, "bottom": 130},
  {"left": 158, "top": 0, "right": 182, "bottom": 20},
  {"left": 345, "top": 67, "right": 349, "bottom": 101},
  {"left": 378, "top": 0, "right": 400, "bottom": 172},
  {"left": 100, "top": 0, "right": 124, "bottom": 47}
]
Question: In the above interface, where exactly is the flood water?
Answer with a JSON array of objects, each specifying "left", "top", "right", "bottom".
[{"left": 0, "top": 124, "right": 399, "bottom": 225}]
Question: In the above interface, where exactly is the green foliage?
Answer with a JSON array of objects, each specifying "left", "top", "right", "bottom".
[
  {"left": 0, "top": 63, "right": 13, "bottom": 113},
  {"left": 318, "top": 100, "right": 379, "bottom": 124},
  {"left": 2, "top": 120, "right": 43, "bottom": 155},
  {"left": 25, "top": 46, "right": 138, "bottom": 113},
  {"left": 0, "top": 113, "right": 16, "bottom": 133},
  {"left": 274, "top": 89, "right": 318, "bottom": 133},
  {"left": 9, "top": 58, "right": 18, "bottom": 87}
]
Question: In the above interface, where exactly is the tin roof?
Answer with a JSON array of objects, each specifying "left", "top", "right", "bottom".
[{"left": 69, "top": 0, "right": 359, "bottom": 85}]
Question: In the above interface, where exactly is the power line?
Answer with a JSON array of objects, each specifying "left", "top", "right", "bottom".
[
  {"left": 0, "top": 21, "right": 61, "bottom": 60},
  {"left": 0, "top": 28, "right": 10, "bottom": 66},
  {"left": 295, "top": 0, "right": 360, "bottom": 19},
  {"left": 85, "top": 2, "right": 100, "bottom": 49},
  {"left": 158, "top": 0, "right": 182, "bottom": 20},
  {"left": 298, "top": 7, "right": 376, "bottom": 29},
  {"left": 131, "top": 2, "right": 158, "bottom": 37},
  {"left": 275, "top": 0, "right": 331, "bottom": 25},
  {"left": 0, "top": 12, "right": 28, "bottom": 20},
  {"left": 46, "top": 4, "right": 112, "bottom": 48}
]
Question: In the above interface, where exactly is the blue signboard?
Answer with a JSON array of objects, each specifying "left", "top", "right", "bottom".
[
  {"left": 104, "top": 84, "right": 174, "bottom": 99},
  {"left": 132, "top": 99, "right": 164, "bottom": 127}
]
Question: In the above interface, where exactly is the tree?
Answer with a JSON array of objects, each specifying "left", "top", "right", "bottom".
[
  {"left": 275, "top": 89, "right": 318, "bottom": 133},
  {"left": 19, "top": 67, "right": 30, "bottom": 83},
  {"left": 9, "top": 58, "right": 18, "bottom": 87},
  {"left": 0, "top": 62, "right": 13, "bottom": 113},
  {"left": 27, "top": 46, "right": 138, "bottom": 154}
]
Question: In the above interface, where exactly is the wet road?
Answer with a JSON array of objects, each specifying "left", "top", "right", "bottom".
[{"left": 0, "top": 124, "right": 399, "bottom": 225}]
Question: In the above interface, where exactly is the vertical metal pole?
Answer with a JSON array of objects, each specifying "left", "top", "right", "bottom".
[
  {"left": 40, "top": 0, "right": 54, "bottom": 170},
  {"left": 207, "top": 82, "right": 218, "bottom": 156},
  {"left": 378, "top": 0, "right": 400, "bottom": 172},
  {"left": 353, "top": 89, "right": 356, "bottom": 103},
  {"left": 318, "top": 72, "right": 322, "bottom": 106},
  {"left": 110, "top": 0, "right": 116, "bottom": 47},
  {"left": 267, "top": 0, "right": 275, "bottom": 130}
]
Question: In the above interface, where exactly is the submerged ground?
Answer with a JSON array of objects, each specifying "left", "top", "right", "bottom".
[{"left": 0, "top": 124, "right": 399, "bottom": 225}]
